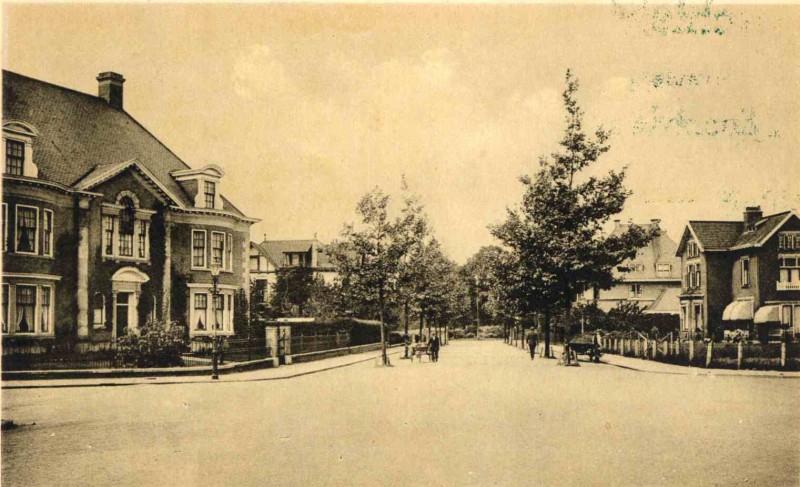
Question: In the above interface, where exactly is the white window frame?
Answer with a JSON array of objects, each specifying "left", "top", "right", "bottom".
[
  {"left": 741, "top": 258, "right": 750, "bottom": 287},
  {"left": 14, "top": 204, "right": 39, "bottom": 255},
  {"left": 42, "top": 209, "right": 54, "bottom": 257},
  {"left": 225, "top": 233, "right": 233, "bottom": 271},
  {"left": 188, "top": 286, "right": 235, "bottom": 336},
  {"left": 656, "top": 263, "right": 671, "bottom": 276},
  {"left": 2, "top": 283, "right": 9, "bottom": 334},
  {"left": 191, "top": 229, "right": 208, "bottom": 270},
  {"left": 13, "top": 283, "right": 38, "bottom": 335},
  {"left": 2, "top": 203, "right": 7, "bottom": 252},
  {"left": 211, "top": 231, "right": 225, "bottom": 269},
  {"left": 39, "top": 285, "right": 53, "bottom": 334}
]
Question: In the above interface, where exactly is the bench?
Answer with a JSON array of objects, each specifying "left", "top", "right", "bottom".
[{"left": 411, "top": 345, "right": 431, "bottom": 362}]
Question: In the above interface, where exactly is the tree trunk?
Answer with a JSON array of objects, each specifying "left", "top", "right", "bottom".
[
  {"left": 544, "top": 308, "right": 552, "bottom": 358},
  {"left": 403, "top": 300, "right": 410, "bottom": 358},
  {"left": 378, "top": 284, "right": 388, "bottom": 366},
  {"left": 419, "top": 307, "right": 424, "bottom": 341}
]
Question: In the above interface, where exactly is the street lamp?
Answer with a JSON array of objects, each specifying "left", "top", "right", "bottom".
[{"left": 210, "top": 259, "right": 221, "bottom": 380}]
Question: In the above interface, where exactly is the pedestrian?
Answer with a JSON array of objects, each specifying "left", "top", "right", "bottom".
[
  {"left": 430, "top": 333, "right": 441, "bottom": 362},
  {"left": 527, "top": 332, "right": 538, "bottom": 360}
]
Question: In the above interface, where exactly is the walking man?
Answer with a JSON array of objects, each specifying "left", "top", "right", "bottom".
[
  {"left": 527, "top": 331, "right": 538, "bottom": 360},
  {"left": 430, "top": 333, "right": 441, "bottom": 362}
]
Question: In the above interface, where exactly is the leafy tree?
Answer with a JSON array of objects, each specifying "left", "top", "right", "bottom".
[
  {"left": 270, "top": 267, "right": 315, "bottom": 316},
  {"left": 327, "top": 187, "right": 423, "bottom": 365},
  {"left": 491, "top": 70, "right": 653, "bottom": 357}
]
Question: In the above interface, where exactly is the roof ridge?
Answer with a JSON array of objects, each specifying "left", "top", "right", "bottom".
[{"left": 4, "top": 69, "right": 108, "bottom": 106}]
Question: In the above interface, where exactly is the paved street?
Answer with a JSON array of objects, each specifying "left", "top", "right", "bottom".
[{"left": 3, "top": 340, "right": 799, "bottom": 486}]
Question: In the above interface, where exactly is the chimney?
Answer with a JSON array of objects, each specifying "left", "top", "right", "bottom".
[
  {"left": 97, "top": 72, "right": 125, "bottom": 110},
  {"left": 650, "top": 218, "right": 662, "bottom": 235},
  {"left": 743, "top": 206, "right": 763, "bottom": 230}
]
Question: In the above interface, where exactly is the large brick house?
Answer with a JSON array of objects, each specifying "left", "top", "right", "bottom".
[
  {"left": 249, "top": 238, "right": 337, "bottom": 303},
  {"left": 2, "top": 70, "right": 257, "bottom": 346},
  {"left": 675, "top": 206, "right": 800, "bottom": 342},
  {"left": 576, "top": 219, "right": 682, "bottom": 315}
]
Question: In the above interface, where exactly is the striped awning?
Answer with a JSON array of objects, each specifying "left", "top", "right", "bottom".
[
  {"left": 722, "top": 300, "right": 754, "bottom": 321},
  {"left": 754, "top": 305, "right": 781, "bottom": 324}
]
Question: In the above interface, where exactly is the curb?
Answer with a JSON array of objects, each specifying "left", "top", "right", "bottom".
[
  {"left": 598, "top": 356, "right": 800, "bottom": 379},
  {"left": 2, "top": 349, "right": 402, "bottom": 390}
]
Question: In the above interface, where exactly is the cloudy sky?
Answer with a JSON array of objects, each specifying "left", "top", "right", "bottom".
[{"left": 4, "top": 3, "right": 799, "bottom": 262}]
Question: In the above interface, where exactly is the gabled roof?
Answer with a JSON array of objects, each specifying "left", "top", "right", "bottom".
[
  {"left": 644, "top": 286, "right": 681, "bottom": 315},
  {"left": 256, "top": 239, "right": 335, "bottom": 270},
  {"left": 675, "top": 210, "right": 800, "bottom": 255},
  {"left": 611, "top": 222, "right": 681, "bottom": 281},
  {"left": 3, "top": 70, "right": 247, "bottom": 218}
]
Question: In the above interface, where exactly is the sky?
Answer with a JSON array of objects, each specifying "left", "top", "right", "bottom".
[{"left": 3, "top": 2, "right": 799, "bottom": 263}]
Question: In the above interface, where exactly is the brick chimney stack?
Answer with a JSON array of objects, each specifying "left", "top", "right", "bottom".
[
  {"left": 744, "top": 206, "right": 763, "bottom": 230},
  {"left": 97, "top": 72, "right": 125, "bottom": 110}
]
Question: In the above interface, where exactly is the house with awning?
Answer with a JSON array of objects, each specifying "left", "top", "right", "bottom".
[{"left": 675, "top": 206, "right": 800, "bottom": 342}]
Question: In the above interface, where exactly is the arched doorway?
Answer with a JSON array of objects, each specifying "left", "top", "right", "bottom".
[{"left": 110, "top": 267, "right": 150, "bottom": 338}]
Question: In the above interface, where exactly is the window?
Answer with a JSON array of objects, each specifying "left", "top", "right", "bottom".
[
  {"left": 656, "top": 263, "right": 671, "bottom": 277},
  {"left": 779, "top": 256, "right": 800, "bottom": 284},
  {"left": 2, "top": 284, "right": 8, "bottom": 333},
  {"left": 211, "top": 232, "right": 225, "bottom": 268},
  {"left": 15, "top": 205, "right": 38, "bottom": 254},
  {"left": 213, "top": 294, "right": 224, "bottom": 330},
  {"left": 204, "top": 181, "right": 216, "bottom": 209},
  {"left": 118, "top": 197, "right": 135, "bottom": 257},
  {"left": 137, "top": 221, "right": 148, "bottom": 259},
  {"left": 695, "top": 267, "right": 701, "bottom": 288},
  {"left": 629, "top": 284, "right": 643, "bottom": 298},
  {"left": 15, "top": 285, "right": 36, "bottom": 333},
  {"left": 103, "top": 216, "right": 115, "bottom": 256},
  {"left": 741, "top": 258, "right": 750, "bottom": 287},
  {"left": 193, "top": 293, "right": 208, "bottom": 330},
  {"left": 40, "top": 286, "right": 51, "bottom": 333},
  {"left": 5, "top": 139, "right": 25, "bottom": 176},
  {"left": 250, "top": 256, "right": 260, "bottom": 272},
  {"left": 779, "top": 232, "right": 800, "bottom": 251},
  {"left": 225, "top": 233, "right": 233, "bottom": 271},
  {"left": 2, "top": 203, "right": 7, "bottom": 252},
  {"left": 693, "top": 304, "right": 703, "bottom": 330},
  {"left": 192, "top": 230, "right": 207, "bottom": 268},
  {"left": 42, "top": 210, "right": 53, "bottom": 256}
]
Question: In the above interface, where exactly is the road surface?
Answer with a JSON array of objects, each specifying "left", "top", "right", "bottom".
[{"left": 3, "top": 340, "right": 799, "bottom": 486}]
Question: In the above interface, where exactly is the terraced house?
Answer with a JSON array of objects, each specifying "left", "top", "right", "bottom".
[
  {"left": 2, "top": 70, "right": 257, "bottom": 348},
  {"left": 676, "top": 206, "right": 800, "bottom": 342}
]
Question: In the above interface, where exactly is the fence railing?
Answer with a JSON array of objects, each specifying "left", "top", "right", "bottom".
[
  {"left": 601, "top": 336, "right": 800, "bottom": 371},
  {"left": 185, "top": 337, "right": 271, "bottom": 363},
  {"left": 291, "top": 333, "right": 350, "bottom": 354}
]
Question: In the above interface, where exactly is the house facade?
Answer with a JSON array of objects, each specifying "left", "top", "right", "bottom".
[
  {"left": 577, "top": 219, "right": 682, "bottom": 315},
  {"left": 2, "top": 70, "right": 257, "bottom": 346},
  {"left": 250, "top": 239, "right": 337, "bottom": 302},
  {"left": 675, "top": 206, "right": 800, "bottom": 342}
]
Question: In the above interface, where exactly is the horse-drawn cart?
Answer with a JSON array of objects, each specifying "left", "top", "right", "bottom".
[{"left": 566, "top": 334, "right": 602, "bottom": 363}]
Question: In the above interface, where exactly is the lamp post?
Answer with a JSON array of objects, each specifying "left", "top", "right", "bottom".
[
  {"left": 474, "top": 276, "right": 482, "bottom": 338},
  {"left": 210, "top": 260, "right": 221, "bottom": 380}
]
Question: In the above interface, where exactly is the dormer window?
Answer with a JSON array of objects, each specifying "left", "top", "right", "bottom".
[
  {"left": 171, "top": 164, "right": 225, "bottom": 210},
  {"left": 204, "top": 181, "right": 216, "bottom": 209},
  {"left": 5, "top": 139, "right": 25, "bottom": 176},
  {"left": 3, "top": 121, "right": 39, "bottom": 178}
]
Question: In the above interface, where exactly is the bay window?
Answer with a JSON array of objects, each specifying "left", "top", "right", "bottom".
[
  {"left": 2, "top": 282, "right": 57, "bottom": 337},
  {"left": 188, "top": 286, "right": 235, "bottom": 336}
]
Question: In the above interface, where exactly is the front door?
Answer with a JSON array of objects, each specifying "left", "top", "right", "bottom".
[{"left": 116, "top": 292, "right": 130, "bottom": 336}]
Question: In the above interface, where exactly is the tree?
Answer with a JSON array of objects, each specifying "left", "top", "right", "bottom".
[
  {"left": 270, "top": 267, "right": 315, "bottom": 316},
  {"left": 327, "top": 187, "right": 423, "bottom": 365},
  {"left": 491, "top": 70, "right": 653, "bottom": 357}
]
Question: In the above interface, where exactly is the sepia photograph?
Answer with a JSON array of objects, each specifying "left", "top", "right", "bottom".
[{"left": 1, "top": 1, "right": 799, "bottom": 486}]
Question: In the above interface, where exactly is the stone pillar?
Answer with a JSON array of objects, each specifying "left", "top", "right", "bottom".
[
  {"left": 266, "top": 326, "right": 279, "bottom": 365},
  {"left": 283, "top": 326, "right": 292, "bottom": 365},
  {"left": 162, "top": 216, "right": 172, "bottom": 321},
  {"left": 76, "top": 197, "right": 91, "bottom": 338},
  {"left": 131, "top": 291, "right": 139, "bottom": 334}
]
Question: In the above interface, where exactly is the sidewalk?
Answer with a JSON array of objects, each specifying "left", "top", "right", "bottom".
[
  {"left": 2, "top": 347, "right": 403, "bottom": 390},
  {"left": 503, "top": 341, "right": 800, "bottom": 378}
]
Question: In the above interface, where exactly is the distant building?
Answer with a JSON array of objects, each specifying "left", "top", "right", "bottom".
[
  {"left": 577, "top": 219, "right": 682, "bottom": 315},
  {"left": 2, "top": 70, "right": 257, "bottom": 345},
  {"left": 249, "top": 239, "right": 337, "bottom": 302},
  {"left": 675, "top": 206, "right": 800, "bottom": 341}
]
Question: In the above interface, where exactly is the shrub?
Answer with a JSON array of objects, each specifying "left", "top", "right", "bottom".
[
  {"left": 115, "top": 321, "right": 189, "bottom": 368},
  {"left": 450, "top": 328, "right": 466, "bottom": 340}
]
